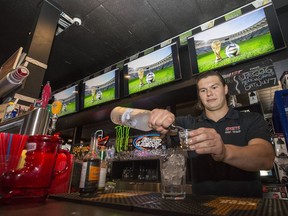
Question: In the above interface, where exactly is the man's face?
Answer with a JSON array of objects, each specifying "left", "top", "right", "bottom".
[{"left": 197, "top": 75, "right": 228, "bottom": 112}]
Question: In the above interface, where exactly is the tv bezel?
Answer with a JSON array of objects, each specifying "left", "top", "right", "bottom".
[
  {"left": 187, "top": 4, "right": 286, "bottom": 74},
  {"left": 81, "top": 68, "right": 120, "bottom": 109},
  {"left": 123, "top": 41, "right": 182, "bottom": 97},
  {"left": 53, "top": 83, "right": 79, "bottom": 117}
]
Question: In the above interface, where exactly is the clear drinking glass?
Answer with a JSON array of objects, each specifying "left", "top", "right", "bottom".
[
  {"left": 178, "top": 129, "right": 192, "bottom": 150},
  {"left": 161, "top": 149, "right": 186, "bottom": 200}
]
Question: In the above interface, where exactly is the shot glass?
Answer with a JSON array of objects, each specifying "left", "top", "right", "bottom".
[{"left": 178, "top": 129, "right": 192, "bottom": 150}]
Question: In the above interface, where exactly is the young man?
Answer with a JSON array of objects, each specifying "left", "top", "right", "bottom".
[{"left": 148, "top": 71, "right": 275, "bottom": 197}]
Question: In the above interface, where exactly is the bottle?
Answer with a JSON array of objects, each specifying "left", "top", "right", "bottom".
[
  {"left": 98, "top": 146, "right": 108, "bottom": 193},
  {"left": 110, "top": 106, "right": 152, "bottom": 131},
  {"left": 128, "top": 138, "right": 135, "bottom": 151},
  {"left": 79, "top": 133, "right": 101, "bottom": 197}
]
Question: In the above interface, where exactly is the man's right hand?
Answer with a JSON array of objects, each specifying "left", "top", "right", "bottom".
[{"left": 148, "top": 109, "right": 175, "bottom": 134}]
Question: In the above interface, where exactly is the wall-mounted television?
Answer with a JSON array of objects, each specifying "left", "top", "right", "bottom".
[
  {"left": 188, "top": 4, "right": 286, "bottom": 74},
  {"left": 53, "top": 84, "right": 79, "bottom": 117},
  {"left": 123, "top": 42, "right": 181, "bottom": 97},
  {"left": 82, "top": 68, "right": 120, "bottom": 109}
]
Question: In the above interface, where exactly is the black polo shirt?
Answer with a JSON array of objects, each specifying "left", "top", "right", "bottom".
[{"left": 175, "top": 108, "right": 271, "bottom": 197}]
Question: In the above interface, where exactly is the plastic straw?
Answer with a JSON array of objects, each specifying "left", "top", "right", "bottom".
[
  {"left": 0, "top": 133, "right": 28, "bottom": 173},
  {"left": 6, "top": 133, "right": 13, "bottom": 162},
  {"left": 0, "top": 133, "right": 8, "bottom": 174},
  {"left": 0, "top": 133, "right": 6, "bottom": 174}
]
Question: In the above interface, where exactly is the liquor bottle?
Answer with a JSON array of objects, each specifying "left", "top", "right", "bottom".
[
  {"left": 128, "top": 138, "right": 135, "bottom": 151},
  {"left": 98, "top": 146, "right": 108, "bottom": 193},
  {"left": 110, "top": 106, "right": 152, "bottom": 131},
  {"left": 79, "top": 134, "right": 101, "bottom": 197},
  {"left": 110, "top": 106, "right": 182, "bottom": 132}
]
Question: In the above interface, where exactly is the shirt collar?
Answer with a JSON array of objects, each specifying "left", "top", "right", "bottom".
[{"left": 199, "top": 107, "right": 239, "bottom": 122}]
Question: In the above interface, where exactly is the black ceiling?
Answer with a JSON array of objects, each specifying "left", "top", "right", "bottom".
[{"left": 0, "top": 0, "right": 254, "bottom": 92}]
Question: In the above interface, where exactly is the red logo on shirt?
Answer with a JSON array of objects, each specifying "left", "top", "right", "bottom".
[{"left": 225, "top": 126, "right": 241, "bottom": 134}]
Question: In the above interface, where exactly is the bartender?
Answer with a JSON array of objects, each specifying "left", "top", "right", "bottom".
[{"left": 148, "top": 70, "right": 275, "bottom": 197}]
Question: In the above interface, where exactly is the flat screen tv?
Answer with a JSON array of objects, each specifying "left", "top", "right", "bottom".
[
  {"left": 123, "top": 42, "right": 181, "bottom": 96},
  {"left": 188, "top": 4, "right": 286, "bottom": 74},
  {"left": 53, "top": 84, "right": 79, "bottom": 117},
  {"left": 83, "top": 68, "right": 120, "bottom": 108}
]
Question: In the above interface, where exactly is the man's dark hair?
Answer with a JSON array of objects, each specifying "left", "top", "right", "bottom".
[
  {"left": 196, "top": 70, "right": 226, "bottom": 88},
  {"left": 195, "top": 71, "right": 231, "bottom": 110}
]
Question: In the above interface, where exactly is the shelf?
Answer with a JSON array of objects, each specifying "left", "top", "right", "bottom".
[{"left": 111, "top": 158, "right": 161, "bottom": 182}]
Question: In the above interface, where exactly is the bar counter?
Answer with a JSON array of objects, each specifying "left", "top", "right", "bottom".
[
  {"left": 0, "top": 198, "right": 155, "bottom": 216},
  {"left": 1, "top": 190, "right": 288, "bottom": 216}
]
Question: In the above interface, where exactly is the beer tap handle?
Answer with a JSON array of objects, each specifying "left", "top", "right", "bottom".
[{"left": 48, "top": 100, "right": 62, "bottom": 134}]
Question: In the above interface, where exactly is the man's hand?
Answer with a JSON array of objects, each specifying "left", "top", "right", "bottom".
[
  {"left": 187, "top": 127, "right": 275, "bottom": 171},
  {"left": 148, "top": 109, "right": 175, "bottom": 134},
  {"left": 188, "top": 127, "right": 226, "bottom": 161}
]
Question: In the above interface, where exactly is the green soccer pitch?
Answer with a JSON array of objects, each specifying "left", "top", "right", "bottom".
[
  {"left": 197, "top": 33, "right": 275, "bottom": 73},
  {"left": 129, "top": 66, "right": 175, "bottom": 95},
  {"left": 59, "top": 101, "right": 76, "bottom": 117},
  {"left": 84, "top": 88, "right": 115, "bottom": 108}
]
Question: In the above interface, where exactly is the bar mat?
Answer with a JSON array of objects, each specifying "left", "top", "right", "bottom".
[
  {"left": 49, "top": 191, "right": 288, "bottom": 216},
  {"left": 49, "top": 191, "right": 157, "bottom": 211}
]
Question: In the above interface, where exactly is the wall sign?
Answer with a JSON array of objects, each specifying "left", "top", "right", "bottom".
[
  {"left": 133, "top": 134, "right": 162, "bottom": 151},
  {"left": 221, "top": 59, "right": 278, "bottom": 95}
]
